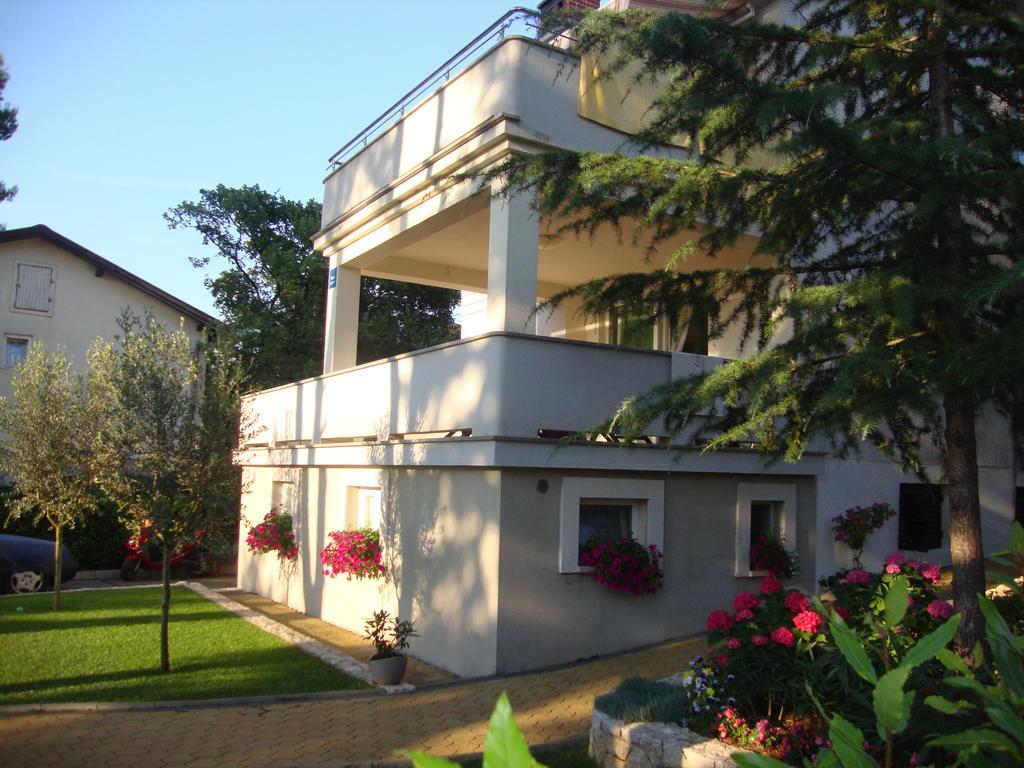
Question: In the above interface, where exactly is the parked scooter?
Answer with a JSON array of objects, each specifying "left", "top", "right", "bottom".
[{"left": 120, "top": 524, "right": 209, "bottom": 580}]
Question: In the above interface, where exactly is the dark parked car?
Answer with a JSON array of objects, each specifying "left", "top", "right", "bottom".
[{"left": 0, "top": 534, "right": 78, "bottom": 594}]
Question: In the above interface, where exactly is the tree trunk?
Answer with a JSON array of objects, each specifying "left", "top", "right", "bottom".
[
  {"left": 160, "top": 544, "right": 171, "bottom": 672},
  {"left": 944, "top": 390, "right": 986, "bottom": 653},
  {"left": 53, "top": 524, "right": 63, "bottom": 611}
]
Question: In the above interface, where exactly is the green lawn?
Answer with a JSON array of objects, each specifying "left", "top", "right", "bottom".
[{"left": 0, "top": 586, "right": 370, "bottom": 704}]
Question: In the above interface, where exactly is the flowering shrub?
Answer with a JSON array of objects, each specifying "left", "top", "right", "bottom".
[
  {"left": 831, "top": 502, "right": 895, "bottom": 566},
  {"left": 579, "top": 537, "right": 663, "bottom": 596},
  {"left": 679, "top": 656, "right": 734, "bottom": 731},
  {"left": 245, "top": 509, "right": 297, "bottom": 561},
  {"left": 749, "top": 535, "right": 799, "bottom": 578},
  {"left": 320, "top": 527, "right": 386, "bottom": 580}
]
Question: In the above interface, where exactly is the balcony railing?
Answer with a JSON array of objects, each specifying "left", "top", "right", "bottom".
[{"left": 326, "top": 7, "right": 575, "bottom": 171}]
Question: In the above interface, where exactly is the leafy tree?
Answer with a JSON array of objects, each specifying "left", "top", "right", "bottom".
[
  {"left": 0, "top": 343, "right": 99, "bottom": 609},
  {"left": 165, "top": 184, "right": 459, "bottom": 388},
  {"left": 0, "top": 53, "right": 17, "bottom": 210},
  {"left": 89, "top": 311, "right": 203, "bottom": 672},
  {"left": 491, "top": 3, "right": 1024, "bottom": 651}
]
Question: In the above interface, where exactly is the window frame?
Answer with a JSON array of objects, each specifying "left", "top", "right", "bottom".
[
  {"left": 11, "top": 261, "right": 56, "bottom": 316},
  {"left": 346, "top": 486, "right": 382, "bottom": 531},
  {"left": 3, "top": 335, "right": 31, "bottom": 368},
  {"left": 559, "top": 477, "right": 664, "bottom": 574},
  {"left": 735, "top": 483, "right": 797, "bottom": 577}
]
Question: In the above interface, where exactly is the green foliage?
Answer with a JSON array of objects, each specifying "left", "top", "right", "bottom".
[
  {"left": 0, "top": 53, "right": 18, "bottom": 209},
  {"left": 363, "top": 609, "right": 417, "bottom": 658},
  {"left": 593, "top": 676, "right": 689, "bottom": 726},
  {"left": 165, "top": 184, "right": 460, "bottom": 388},
  {"left": 0, "top": 587, "right": 368, "bottom": 703}
]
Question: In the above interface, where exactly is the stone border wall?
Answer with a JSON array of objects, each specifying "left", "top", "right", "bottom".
[{"left": 589, "top": 707, "right": 751, "bottom": 768}]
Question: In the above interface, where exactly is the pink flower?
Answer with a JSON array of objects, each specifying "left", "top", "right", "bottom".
[
  {"left": 920, "top": 563, "right": 941, "bottom": 583},
  {"left": 736, "top": 609, "right": 755, "bottom": 621},
  {"left": 885, "top": 563, "right": 902, "bottom": 574},
  {"left": 770, "top": 626, "right": 794, "bottom": 648},
  {"left": 707, "top": 610, "right": 734, "bottom": 632},
  {"left": 783, "top": 591, "right": 809, "bottom": 613},
  {"left": 927, "top": 599, "right": 954, "bottom": 619},
  {"left": 714, "top": 654, "right": 729, "bottom": 667},
  {"left": 760, "top": 574, "right": 783, "bottom": 595},
  {"left": 842, "top": 569, "right": 871, "bottom": 585},
  {"left": 885, "top": 551, "right": 905, "bottom": 566},
  {"left": 733, "top": 592, "right": 760, "bottom": 613},
  {"left": 751, "top": 634, "right": 769, "bottom": 646},
  {"left": 906, "top": 559, "right": 921, "bottom": 569},
  {"left": 793, "top": 610, "right": 823, "bottom": 634},
  {"left": 727, "top": 637, "right": 742, "bottom": 650}
]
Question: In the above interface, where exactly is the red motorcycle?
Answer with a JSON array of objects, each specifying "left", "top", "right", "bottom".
[{"left": 120, "top": 524, "right": 210, "bottom": 580}]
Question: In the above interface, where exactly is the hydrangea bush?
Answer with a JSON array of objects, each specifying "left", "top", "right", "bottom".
[
  {"left": 320, "top": 527, "right": 386, "bottom": 580},
  {"left": 245, "top": 509, "right": 298, "bottom": 561},
  {"left": 579, "top": 537, "right": 663, "bottom": 596}
]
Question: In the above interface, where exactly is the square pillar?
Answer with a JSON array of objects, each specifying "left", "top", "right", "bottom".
[
  {"left": 323, "top": 257, "right": 361, "bottom": 373},
  {"left": 486, "top": 189, "right": 539, "bottom": 333}
]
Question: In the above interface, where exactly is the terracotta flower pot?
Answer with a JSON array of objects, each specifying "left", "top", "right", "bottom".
[{"left": 368, "top": 653, "right": 408, "bottom": 686}]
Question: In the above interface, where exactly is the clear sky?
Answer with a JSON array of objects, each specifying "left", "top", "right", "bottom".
[{"left": 1, "top": 0, "right": 521, "bottom": 317}]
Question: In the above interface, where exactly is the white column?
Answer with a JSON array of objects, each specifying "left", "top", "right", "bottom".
[
  {"left": 486, "top": 189, "right": 539, "bottom": 333},
  {"left": 322, "top": 256, "right": 361, "bottom": 373}
]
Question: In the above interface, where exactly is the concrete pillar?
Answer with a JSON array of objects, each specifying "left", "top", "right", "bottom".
[
  {"left": 486, "top": 189, "right": 539, "bottom": 333},
  {"left": 323, "top": 257, "right": 361, "bottom": 373}
]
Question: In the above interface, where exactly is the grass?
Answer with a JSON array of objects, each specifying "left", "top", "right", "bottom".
[{"left": 0, "top": 586, "right": 370, "bottom": 704}]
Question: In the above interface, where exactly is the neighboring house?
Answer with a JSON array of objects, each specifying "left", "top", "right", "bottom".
[
  {"left": 237, "top": 1, "right": 1021, "bottom": 678},
  {"left": 0, "top": 225, "right": 215, "bottom": 406}
]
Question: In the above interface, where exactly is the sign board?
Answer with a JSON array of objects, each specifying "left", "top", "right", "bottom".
[{"left": 328, "top": 267, "right": 338, "bottom": 289}]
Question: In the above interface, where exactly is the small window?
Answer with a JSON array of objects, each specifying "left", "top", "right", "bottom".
[
  {"left": 578, "top": 500, "right": 636, "bottom": 565},
  {"left": 13, "top": 263, "right": 54, "bottom": 313},
  {"left": 271, "top": 480, "right": 293, "bottom": 514},
  {"left": 898, "top": 483, "right": 943, "bottom": 551},
  {"left": 346, "top": 486, "right": 382, "bottom": 530},
  {"left": 559, "top": 478, "right": 664, "bottom": 573},
  {"left": 4, "top": 337, "right": 29, "bottom": 367},
  {"left": 735, "top": 483, "right": 796, "bottom": 576}
]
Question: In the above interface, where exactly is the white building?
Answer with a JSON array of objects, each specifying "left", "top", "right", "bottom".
[
  {"left": 0, "top": 224, "right": 215, "bottom": 402},
  {"left": 237, "top": 1, "right": 1021, "bottom": 678}
]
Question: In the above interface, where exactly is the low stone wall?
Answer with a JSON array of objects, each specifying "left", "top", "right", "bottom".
[{"left": 589, "top": 707, "right": 750, "bottom": 768}]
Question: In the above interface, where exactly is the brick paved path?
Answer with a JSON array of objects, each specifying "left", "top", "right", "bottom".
[{"left": 0, "top": 634, "right": 705, "bottom": 768}]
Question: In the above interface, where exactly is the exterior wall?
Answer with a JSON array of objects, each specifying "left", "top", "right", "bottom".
[
  {"left": 238, "top": 464, "right": 502, "bottom": 678},
  {"left": 494, "top": 469, "right": 817, "bottom": 673},
  {"left": 0, "top": 237, "right": 206, "bottom": 401}
]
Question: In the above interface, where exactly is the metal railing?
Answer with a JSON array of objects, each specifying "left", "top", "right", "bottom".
[{"left": 326, "top": 7, "right": 574, "bottom": 171}]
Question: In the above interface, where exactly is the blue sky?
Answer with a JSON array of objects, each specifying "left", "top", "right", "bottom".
[{"left": 1, "top": 0, "right": 520, "bottom": 316}]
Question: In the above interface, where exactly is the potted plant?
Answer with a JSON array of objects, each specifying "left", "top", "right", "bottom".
[
  {"left": 831, "top": 502, "right": 895, "bottom": 567},
  {"left": 363, "top": 609, "right": 417, "bottom": 685},
  {"left": 245, "top": 508, "right": 298, "bottom": 561}
]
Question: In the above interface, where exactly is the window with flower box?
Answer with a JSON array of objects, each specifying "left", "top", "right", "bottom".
[
  {"left": 559, "top": 477, "right": 664, "bottom": 573},
  {"left": 345, "top": 486, "right": 382, "bottom": 531},
  {"left": 734, "top": 483, "right": 796, "bottom": 577}
]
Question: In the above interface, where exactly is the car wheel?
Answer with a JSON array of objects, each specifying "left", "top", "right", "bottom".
[
  {"left": 120, "top": 558, "right": 142, "bottom": 581},
  {"left": 9, "top": 570, "right": 45, "bottom": 593}
]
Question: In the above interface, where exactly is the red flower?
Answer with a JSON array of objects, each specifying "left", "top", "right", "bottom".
[
  {"left": 751, "top": 634, "right": 769, "bottom": 646},
  {"left": 920, "top": 563, "right": 941, "bottom": 583},
  {"left": 727, "top": 637, "right": 742, "bottom": 650},
  {"left": 760, "top": 574, "right": 783, "bottom": 595},
  {"left": 792, "top": 610, "right": 823, "bottom": 634},
  {"left": 783, "top": 591, "right": 808, "bottom": 613},
  {"left": 833, "top": 604, "right": 851, "bottom": 621},
  {"left": 707, "top": 610, "right": 735, "bottom": 632},
  {"left": 770, "top": 626, "right": 794, "bottom": 648},
  {"left": 736, "top": 608, "right": 755, "bottom": 622},
  {"left": 927, "top": 599, "right": 954, "bottom": 619},
  {"left": 733, "top": 592, "right": 760, "bottom": 613}
]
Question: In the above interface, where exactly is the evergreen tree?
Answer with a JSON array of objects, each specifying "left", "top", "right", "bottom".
[
  {"left": 0, "top": 53, "right": 19, "bottom": 211},
  {"left": 494, "top": 2, "right": 1024, "bottom": 650}
]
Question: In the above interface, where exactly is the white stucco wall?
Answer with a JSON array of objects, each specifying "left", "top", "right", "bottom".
[{"left": 0, "top": 237, "right": 207, "bottom": 402}]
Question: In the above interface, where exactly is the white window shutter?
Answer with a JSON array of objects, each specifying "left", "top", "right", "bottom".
[{"left": 14, "top": 264, "right": 54, "bottom": 312}]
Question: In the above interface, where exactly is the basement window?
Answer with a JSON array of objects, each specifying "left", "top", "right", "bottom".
[
  {"left": 898, "top": 483, "right": 944, "bottom": 552},
  {"left": 4, "top": 336, "right": 29, "bottom": 367},
  {"left": 559, "top": 478, "right": 664, "bottom": 573}
]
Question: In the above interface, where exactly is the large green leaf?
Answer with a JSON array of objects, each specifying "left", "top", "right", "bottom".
[
  {"left": 408, "top": 753, "right": 462, "bottom": 768},
  {"left": 928, "top": 728, "right": 1020, "bottom": 757},
  {"left": 873, "top": 667, "right": 912, "bottom": 736},
  {"left": 810, "top": 748, "right": 842, "bottom": 768},
  {"left": 483, "top": 693, "right": 544, "bottom": 768},
  {"left": 900, "top": 614, "right": 960, "bottom": 671},
  {"left": 936, "top": 648, "right": 971, "bottom": 675},
  {"left": 884, "top": 575, "right": 909, "bottom": 628},
  {"left": 986, "top": 706, "right": 1024, "bottom": 747},
  {"left": 828, "top": 614, "right": 878, "bottom": 684},
  {"left": 925, "top": 695, "right": 975, "bottom": 715},
  {"left": 979, "top": 598, "right": 1024, "bottom": 699},
  {"left": 829, "top": 714, "right": 876, "bottom": 768},
  {"left": 733, "top": 754, "right": 794, "bottom": 768}
]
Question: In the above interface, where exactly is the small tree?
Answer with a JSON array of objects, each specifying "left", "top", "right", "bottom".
[
  {"left": 0, "top": 343, "right": 99, "bottom": 609},
  {"left": 89, "top": 310, "right": 202, "bottom": 672}
]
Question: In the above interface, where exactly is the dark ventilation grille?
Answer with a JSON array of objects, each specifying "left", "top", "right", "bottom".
[
  {"left": 1016, "top": 487, "right": 1024, "bottom": 525},
  {"left": 898, "top": 483, "right": 944, "bottom": 552}
]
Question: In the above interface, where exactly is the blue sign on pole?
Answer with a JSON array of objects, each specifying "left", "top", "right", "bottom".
[{"left": 328, "top": 267, "right": 338, "bottom": 289}]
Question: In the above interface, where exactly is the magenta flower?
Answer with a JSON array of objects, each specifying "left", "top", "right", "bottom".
[
  {"left": 885, "top": 551, "right": 905, "bottom": 566},
  {"left": 842, "top": 568, "right": 871, "bottom": 585},
  {"left": 727, "top": 637, "right": 742, "bottom": 650},
  {"left": 770, "top": 626, "right": 795, "bottom": 648},
  {"left": 885, "top": 563, "right": 902, "bottom": 574},
  {"left": 751, "top": 634, "right": 769, "bottom": 646},
  {"left": 920, "top": 563, "right": 942, "bottom": 582},
  {"left": 733, "top": 592, "right": 760, "bottom": 613},
  {"left": 736, "top": 608, "right": 755, "bottom": 622},
  {"left": 792, "top": 610, "right": 823, "bottom": 634},
  {"left": 927, "top": 599, "right": 954, "bottom": 619},
  {"left": 783, "top": 591, "right": 809, "bottom": 613},
  {"left": 760, "top": 574, "right": 783, "bottom": 595},
  {"left": 707, "top": 610, "right": 735, "bottom": 632}
]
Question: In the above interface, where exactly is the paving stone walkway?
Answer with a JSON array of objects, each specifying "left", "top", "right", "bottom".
[{"left": 0, "top": 590, "right": 706, "bottom": 768}]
